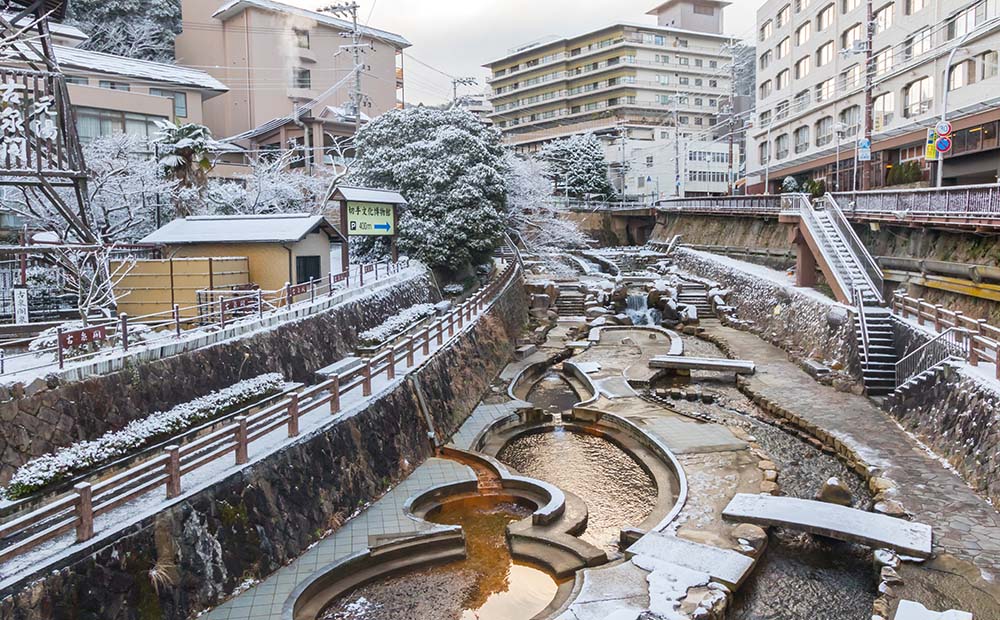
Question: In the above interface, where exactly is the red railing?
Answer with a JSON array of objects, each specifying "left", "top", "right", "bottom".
[
  {"left": 0, "top": 259, "right": 412, "bottom": 377},
  {"left": 892, "top": 291, "right": 1000, "bottom": 379},
  {"left": 0, "top": 253, "right": 521, "bottom": 566}
]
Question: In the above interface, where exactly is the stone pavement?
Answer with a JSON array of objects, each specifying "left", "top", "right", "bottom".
[
  {"left": 704, "top": 322, "right": 1000, "bottom": 580},
  {"left": 201, "top": 458, "right": 473, "bottom": 620}
]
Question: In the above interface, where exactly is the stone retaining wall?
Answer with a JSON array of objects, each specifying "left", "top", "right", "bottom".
[
  {"left": 0, "top": 272, "right": 438, "bottom": 485},
  {"left": 674, "top": 248, "right": 861, "bottom": 383},
  {"left": 0, "top": 273, "right": 527, "bottom": 620},
  {"left": 886, "top": 365, "right": 1000, "bottom": 508}
]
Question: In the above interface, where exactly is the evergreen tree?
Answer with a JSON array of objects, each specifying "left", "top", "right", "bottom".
[
  {"left": 67, "top": 0, "right": 181, "bottom": 63},
  {"left": 349, "top": 107, "right": 509, "bottom": 272},
  {"left": 540, "top": 133, "right": 616, "bottom": 199}
]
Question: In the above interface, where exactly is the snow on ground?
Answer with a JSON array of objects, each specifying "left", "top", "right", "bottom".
[
  {"left": 0, "top": 260, "right": 514, "bottom": 586},
  {"left": 0, "top": 265, "right": 424, "bottom": 386},
  {"left": 682, "top": 248, "right": 851, "bottom": 309}
]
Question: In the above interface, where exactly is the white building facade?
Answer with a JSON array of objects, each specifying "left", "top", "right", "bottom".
[{"left": 748, "top": 0, "right": 1000, "bottom": 192}]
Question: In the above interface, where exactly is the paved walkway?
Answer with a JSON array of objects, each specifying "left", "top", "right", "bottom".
[
  {"left": 705, "top": 322, "right": 1000, "bottom": 579},
  {"left": 202, "top": 458, "right": 472, "bottom": 619}
]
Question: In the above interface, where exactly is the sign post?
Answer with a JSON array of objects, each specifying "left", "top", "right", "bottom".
[
  {"left": 330, "top": 187, "right": 407, "bottom": 273},
  {"left": 12, "top": 287, "right": 28, "bottom": 325},
  {"left": 924, "top": 129, "right": 939, "bottom": 162}
]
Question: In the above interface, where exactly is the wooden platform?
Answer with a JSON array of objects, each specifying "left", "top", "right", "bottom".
[{"left": 723, "top": 493, "right": 933, "bottom": 558}]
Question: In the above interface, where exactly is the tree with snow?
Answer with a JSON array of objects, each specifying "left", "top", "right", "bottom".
[
  {"left": 9, "top": 134, "right": 177, "bottom": 244},
  {"left": 540, "top": 133, "right": 617, "bottom": 200},
  {"left": 153, "top": 120, "right": 217, "bottom": 216},
  {"left": 504, "top": 153, "right": 588, "bottom": 257},
  {"left": 349, "top": 107, "right": 508, "bottom": 271},
  {"left": 206, "top": 150, "right": 333, "bottom": 215},
  {"left": 66, "top": 0, "right": 180, "bottom": 63},
  {"left": 50, "top": 245, "right": 135, "bottom": 324}
]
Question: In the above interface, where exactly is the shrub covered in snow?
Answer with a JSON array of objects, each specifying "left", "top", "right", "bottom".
[
  {"left": 2, "top": 373, "right": 286, "bottom": 500},
  {"left": 359, "top": 303, "right": 436, "bottom": 346},
  {"left": 442, "top": 284, "right": 464, "bottom": 296},
  {"left": 349, "top": 107, "right": 508, "bottom": 271}
]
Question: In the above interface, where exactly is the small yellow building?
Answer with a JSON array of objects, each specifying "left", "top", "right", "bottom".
[{"left": 140, "top": 213, "right": 346, "bottom": 292}]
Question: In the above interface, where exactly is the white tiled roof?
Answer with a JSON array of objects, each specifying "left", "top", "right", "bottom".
[
  {"left": 140, "top": 214, "right": 334, "bottom": 244},
  {"left": 54, "top": 45, "right": 229, "bottom": 93},
  {"left": 213, "top": 0, "right": 411, "bottom": 48}
]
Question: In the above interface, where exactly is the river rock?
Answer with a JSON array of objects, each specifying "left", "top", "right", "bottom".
[
  {"left": 827, "top": 306, "right": 851, "bottom": 328},
  {"left": 816, "top": 476, "right": 853, "bottom": 506},
  {"left": 530, "top": 293, "right": 551, "bottom": 309},
  {"left": 874, "top": 499, "right": 908, "bottom": 518},
  {"left": 585, "top": 307, "right": 609, "bottom": 318},
  {"left": 732, "top": 523, "right": 767, "bottom": 557}
]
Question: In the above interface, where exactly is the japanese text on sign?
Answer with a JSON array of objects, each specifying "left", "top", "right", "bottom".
[
  {"left": 346, "top": 201, "right": 395, "bottom": 236},
  {"left": 59, "top": 326, "right": 107, "bottom": 349}
]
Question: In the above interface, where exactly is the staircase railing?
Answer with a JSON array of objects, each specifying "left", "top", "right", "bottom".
[
  {"left": 823, "top": 193, "right": 885, "bottom": 304},
  {"left": 895, "top": 327, "right": 971, "bottom": 387},
  {"left": 797, "top": 194, "right": 857, "bottom": 301},
  {"left": 854, "top": 288, "right": 872, "bottom": 368}
]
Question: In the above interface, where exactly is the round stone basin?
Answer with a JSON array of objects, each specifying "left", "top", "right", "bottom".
[
  {"left": 319, "top": 495, "right": 560, "bottom": 620},
  {"left": 498, "top": 428, "right": 658, "bottom": 553}
]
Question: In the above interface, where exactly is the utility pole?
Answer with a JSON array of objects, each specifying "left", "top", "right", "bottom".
[
  {"left": 861, "top": 0, "right": 874, "bottom": 190},
  {"left": 727, "top": 36, "right": 737, "bottom": 196},
  {"left": 618, "top": 121, "right": 628, "bottom": 198},
  {"left": 451, "top": 77, "right": 478, "bottom": 105},
  {"left": 321, "top": 3, "right": 365, "bottom": 137}
]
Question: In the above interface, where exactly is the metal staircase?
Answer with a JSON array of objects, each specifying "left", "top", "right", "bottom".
[{"left": 795, "top": 194, "right": 896, "bottom": 396}]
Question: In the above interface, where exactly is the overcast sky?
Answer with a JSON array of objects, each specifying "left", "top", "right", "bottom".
[{"left": 289, "top": 0, "right": 766, "bottom": 105}]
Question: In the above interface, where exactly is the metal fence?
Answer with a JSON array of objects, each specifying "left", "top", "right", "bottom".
[{"left": 832, "top": 184, "right": 1000, "bottom": 217}]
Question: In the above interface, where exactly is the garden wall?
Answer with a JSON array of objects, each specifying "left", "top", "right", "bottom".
[
  {"left": 0, "top": 271, "right": 439, "bottom": 484},
  {"left": 0, "top": 270, "right": 528, "bottom": 620}
]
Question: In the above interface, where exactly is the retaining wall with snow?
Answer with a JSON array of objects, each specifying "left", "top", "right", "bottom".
[
  {"left": 674, "top": 248, "right": 862, "bottom": 383},
  {"left": 0, "top": 270, "right": 439, "bottom": 485},
  {"left": 0, "top": 268, "right": 528, "bottom": 620}
]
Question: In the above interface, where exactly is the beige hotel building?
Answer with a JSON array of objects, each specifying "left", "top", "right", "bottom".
[
  {"left": 485, "top": 0, "right": 742, "bottom": 198},
  {"left": 748, "top": 0, "right": 1000, "bottom": 193}
]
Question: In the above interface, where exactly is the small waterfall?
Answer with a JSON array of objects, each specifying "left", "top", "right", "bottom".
[{"left": 625, "top": 293, "right": 661, "bottom": 326}]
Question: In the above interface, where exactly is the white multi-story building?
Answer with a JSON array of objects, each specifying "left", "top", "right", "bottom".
[
  {"left": 484, "top": 0, "right": 741, "bottom": 197},
  {"left": 748, "top": 0, "right": 1000, "bottom": 192}
]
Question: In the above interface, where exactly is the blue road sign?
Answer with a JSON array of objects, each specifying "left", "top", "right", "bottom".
[{"left": 936, "top": 137, "right": 953, "bottom": 153}]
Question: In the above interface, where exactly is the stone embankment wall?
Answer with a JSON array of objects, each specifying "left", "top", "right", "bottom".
[
  {"left": 885, "top": 365, "right": 1000, "bottom": 507},
  {"left": 674, "top": 248, "right": 861, "bottom": 383},
  {"left": 0, "top": 273, "right": 438, "bottom": 484},
  {"left": 653, "top": 213, "right": 791, "bottom": 252},
  {"left": 0, "top": 273, "right": 528, "bottom": 620}
]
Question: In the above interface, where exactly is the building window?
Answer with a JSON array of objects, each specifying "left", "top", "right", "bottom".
[
  {"left": 295, "top": 256, "right": 321, "bottom": 284},
  {"left": 815, "top": 116, "right": 833, "bottom": 146},
  {"left": 842, "top": 0, "right": 859, "bottom": 12},
  {"left": 905, "top": 27, "right": 933, "bottom": 59},
  {"left": 75, "top": 106, "right": 166, "bottom": 143},
  {"left": 777, "top": 36, "right": 790, "bottom": 59},
  {"left": 816, "top": 78, "right": 835, "bottom": 102},
  {"left": 695, "top": 58, "right": 703, "bottom": 67},
  {"left": 794, "top": 126, "right": 810, "bottom": 153},
  {"left": 695, "top": 97, "right": 703, "bottom": 106},
  {"left": 292, "top": 68, "right": 312, "bottom": 89},
  {"left": 693, "top": 2, "right": 715, "bottom": 15},
  {"left": 709, "top": 79, "right": 718, "bottom": 87},
  {"left": 760, "top": 49, "right": 773, "bottom": 70},
  {"left": 679, "top": 116, "right": 689, "bottom": 124},
  {"left": 695, "top": 117, "right": 704, "bottom": 125},
  {"left": 775, "top": 134, "right": 789, "bottom": 159},
  {"left": 841, "top": 23, "right": 863, "bottom": 49},
  {"left": 99, "top": 80, "right": 130, "bottom": 92},
  {"left": 679, "top": 56, "right": 690, "bottom": 65},
  {"left": 795, "top": 56, "right": 811, "bottom": 79},
  {"left": 874, "top": 47, "right": 894, "bottom": 75},
  {"left": 949, "top": 59, "right": 976, "bottom": 90},
  {"left": 758, "top": 141, "right": 770, "bottom": 162},
  {"left": 949, "top": 2, "right": 992, "bottom": 40},
  {"left": 646, "top": 155, "right": 654, "bottom": 167},
  {"left": 680, "top": 76, "right": 690, "bottom": 85},
  {"left": 818, "top": 3, "right": 835, "bottom": 30},
  {"left": 149, "top": 88, "right": 188, "bottom": 118},
  {"left": 839, "top": 105, "right": 860, "bottom": 135},
  {"left": 695, "top": 78, "right": 703, "bottom": 86},
  {"left": 776, "top": 69, "right": 790, "bottom": 90},
  {"left": 64, "top": 75, "right": 88, "bottom": 86},
  {"left": 796, "top": 22, "right": 811, "bottom": 46},
  {"left": 760, "top": 79, "right": 773, "bottom": 99},
  {"left": 793, "top": 89, "right": 811, "bottom": 111},
  {"left": 905, "top": 0, "right": 925, "bottom": 15},
  {"left": 709, "top": 60, "right": 718, "bottom": 68},
  {"left": 981, "top": 51, "right": 999, "bottom": 79},
  {"left": 841, "top": 64, "right": 861, "bottom": 89},
  {"left": 796, "top": 0, "right": 811, "bottom": 11},
  {"left": 873, "top": 92, "right": 895, "bottom": 129},
  {"left": 775, "top": 100, "right": 790, "bottom": 119},
  {"left": 777, "top": 4, "right": 791, "bottom": 27},
  {"left": 903, "top": 76, "right": 933, "bottom": 117},
  {"left": 760, "top": 20, "right": 773, "bottom": 41},
  {"left": 294, "top": 28, "right": 310, "bottom": 49},
  {"left": 874, "top": 2, "right": 894, "bottom": 33},
  {"left": 817, "top": 42, "right": 834, "bottom": 66},
  {"left": 760, "top": 110, "right": 772, "bottom": 125}
]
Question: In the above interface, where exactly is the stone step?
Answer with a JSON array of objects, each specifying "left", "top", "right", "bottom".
[{"left": 626, "top": 532, "right": 756, "bottom": 589}]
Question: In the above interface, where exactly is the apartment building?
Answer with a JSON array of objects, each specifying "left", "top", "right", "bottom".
[
  {"left": 748, "top": 0, "right": 1000, "bottom": 192},
  {"left": 3, "top": 17, "right": 228, "bottom": 144},
  {"left": 484, "top": 0, "right": 740, "bottom": 197},
  {"left": 175, "top": 0, "right": 409, "bottom": 165}
]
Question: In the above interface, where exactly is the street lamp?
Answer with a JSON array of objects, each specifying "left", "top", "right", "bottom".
[{"left": 936, "top": 32, "right": 974, "bottom": 188}]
